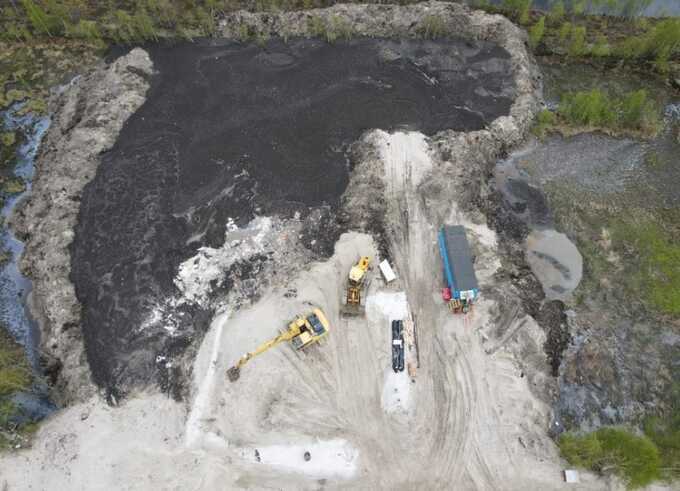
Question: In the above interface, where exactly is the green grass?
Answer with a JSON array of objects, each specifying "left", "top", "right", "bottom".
[
  {"left": 0, "top": 328, "right": 35, "bottom": 451},
  {"left": 616, "top": 19, "right": 680, "bottom": 73},
  {"left": 529, "top": 16, "right": 545, "bottom": 49},
  {"left": 531, "top": 108, "right": 557, "bottom": 137},
  {"left": 0, "top": 328, "right": 32, "bottom": 397},
  {"left": 644, "top": 416, "right": 680, "bottom": 480},
  {"left": 612, "top": 221, "right": 680, "bottom": 316},
  {"left": 534, "top": 88, "right": 661, "bottom": 138},
  {"left": 417, "top": 15, "right": 446, "bottom": 39},
  {"left": 1, "top": 177, "right": 26, "bottom": 195},
  {"left": 559, "top": 427, "right": 662, "bottom": 488},
  {"left": 560, "top": 88, "right": 615, "bottom": 126}
]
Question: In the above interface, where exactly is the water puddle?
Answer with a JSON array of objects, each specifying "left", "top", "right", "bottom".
[
  {"left": 495, "top": 142, "right": 584, "bottom": 300},
  {"left": 1, "top": 105, "right": 55, "bottom": 420},
  {"left": 526, "top": 229, "right": 583, "bottom": 301}
]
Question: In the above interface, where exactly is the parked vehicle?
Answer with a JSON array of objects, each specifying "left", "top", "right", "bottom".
[
  {"left": 391, "top": 320, "right": 404, "bottom": 372},
  {"left": 438, "top": 225, "right": 479, "bottom": 314}
]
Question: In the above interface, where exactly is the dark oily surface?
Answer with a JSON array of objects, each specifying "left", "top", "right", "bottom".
[{"left": 71, "top": 38, "right": 516, "bottom": 398}]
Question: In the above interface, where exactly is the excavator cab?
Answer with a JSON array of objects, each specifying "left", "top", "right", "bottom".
[
  {"left": 227, "top": 308, "right": 330, "bottom": 382},
  {"left": 291, "top": 310, "right": 330, "bottom": 350}
]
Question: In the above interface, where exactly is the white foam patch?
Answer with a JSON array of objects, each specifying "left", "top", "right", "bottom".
[
  {"left": 239, "top": 439, "right": 359, "bottom": 479},
  {"left": 366, "top": 291, "right": 409, "bottom": 321},
  {"left": 138, "top": 296, "right": 183, "bottom": 336},
  {"left": 174, "top": 216, "right": 274, "bottom": 307}
]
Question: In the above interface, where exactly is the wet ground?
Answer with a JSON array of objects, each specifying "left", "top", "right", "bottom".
[
  {"left": 0, "top": 106, "right": 55, "bottom": 420},
  {"left": 493, "top": 59, "right": 680, "bottom": 429},
  {"left": 70, "top": 38, "right": 516, "bottom": 397},
  {"left": 468, "top": 0, "right": 680, "bottom": 16}
]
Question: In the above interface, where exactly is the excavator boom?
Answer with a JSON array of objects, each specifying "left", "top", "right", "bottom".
[
  {"left": 227, "top": 308, "right": 330, "bottom": 382},
  {"left": 227, "top": 330, "right": 297, "bottom": 381}
]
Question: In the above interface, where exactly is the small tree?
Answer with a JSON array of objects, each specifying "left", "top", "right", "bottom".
[
  {"left": 502, "top": 0, "right": 532, "bottom": 24},
  {"left": 559, "top": 89, "right": 615, "bottom": 127},
  {"left": 558, "top": 21, "right": 572, "bottom": 44},
  {"left": 568, "top": 25, "right": 587, "bottom": 57},
  {"left": 529, "top": 16, "right": 545, "bottom": 49},
  {"left": 619, "top": 89, "right": 659, "bottom": 134},
  {"left": 591, "top": 35, "right": 610, "bottom": 57},
  {"left": 548, "top": 0, "right": 565, "bottom": 24}
]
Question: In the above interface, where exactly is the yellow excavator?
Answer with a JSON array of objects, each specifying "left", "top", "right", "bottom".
[
  {"left": 341, "top": 256, "right": 370, "bottom": 316},
  {"left": 226, "top": 308, "right": 331, "bottom": 382}
]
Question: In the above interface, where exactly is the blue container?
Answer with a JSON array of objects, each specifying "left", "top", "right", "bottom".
[{"left": 438, "top": 226, "right": 479, "bottom": 301}]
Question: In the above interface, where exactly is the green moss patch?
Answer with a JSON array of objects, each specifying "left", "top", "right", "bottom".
[
  {"left": 0, "top": 328, "right": 32, "bottom": 397},
  {"left": 613, "top": 221, "right": 680, "bottom": 316},
  {"left": 559, "top": 427, "right": 662, "bottom": 488}
]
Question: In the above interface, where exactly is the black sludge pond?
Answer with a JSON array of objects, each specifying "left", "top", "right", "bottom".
[{"left": 71, "top": 38, "right": 516, "bottom": 399}]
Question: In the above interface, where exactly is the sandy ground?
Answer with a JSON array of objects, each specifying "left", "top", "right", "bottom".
[{"left": 0, "top": 132, "right": 612, "bottom": 490}]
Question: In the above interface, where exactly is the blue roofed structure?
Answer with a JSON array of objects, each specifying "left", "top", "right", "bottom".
[{"left": 438, "top": 225, "right": 479, "bottom": 302}]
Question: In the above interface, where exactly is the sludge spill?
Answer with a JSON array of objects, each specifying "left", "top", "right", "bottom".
[{"left": 71, "top": 38, "right": 516, "bottom": 397}]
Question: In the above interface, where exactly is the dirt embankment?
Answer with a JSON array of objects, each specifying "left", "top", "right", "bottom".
[{"left": 10, "top": 49, "right": 153, "bottom": 405}]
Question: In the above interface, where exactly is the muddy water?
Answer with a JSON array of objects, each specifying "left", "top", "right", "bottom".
[
  {"left": 495, "top": 140, "right": 584, "bottom": 298},
  {"left": 71, "top": 38, "right": 516, "bottom": 396},
  {"left": 526, "top": 229, "right": 583, "bottom": 300},
  {"left": 0, "top": 106, "right": 55, "bottom": 419}
]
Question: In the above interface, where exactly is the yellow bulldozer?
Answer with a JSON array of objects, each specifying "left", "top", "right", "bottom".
[
  {"left": 226, "top": 308, "right": 331, "bottom": 382},
  {"left": 341, "top": 256, "right": 370, "bottom": 317}
]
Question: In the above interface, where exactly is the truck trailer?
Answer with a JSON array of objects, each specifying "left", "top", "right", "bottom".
[{"left": 438, "top": 225, "right": 479, "bottom": 313}]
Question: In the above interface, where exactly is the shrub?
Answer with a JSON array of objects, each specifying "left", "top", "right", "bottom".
[
  {"left": 418, "top": 15, "right": 446, "bottom": 39},
  {"left": 502, "top": 0, "right": 532, "bottom": 24},
  {"left": 529, "top": 16, "right": 545, "bottom": 49},
  {"left": 614, "top": 19, "right": 680, "bottom": 73},
  {"left": 644, "top": 410, "right": 680, "bottom": 481},
  {"left": 548, "top": 0, "right": 565, "bottom": 24},
  {"left": 568, "top": 25, "right": 587, "bottom": 57},
  {"left": 591, "top": 35, "right": 610, "bottom": 57},
  {"left": 193, "top": 6, "right": 216, "bottom": 37},
  {"left": 572, "top": 0, "right": 587, "bottom": 15},
  {"left": 619, "top": 90, "right": 659, "bottom": 133},
  {"left": 532, "top": 108, "right": 557, "bottom": 137},
  {"left": 559, "top": 428, "right": 662, "bottom": 488},
  {"left": 326, "top": 15, "right": 353, "bottom": 43},
  {"left": 65, "top": 20, "right": 101, "bottom": 41},
  {"left": 559, "top": 89, "right": 615, "bottom": 127},
  {"left": 558, "top": 21, "right": 572, "bottom": 44},
  {"left": 307, "top": 15, "right": 326, "bottom": 38}
]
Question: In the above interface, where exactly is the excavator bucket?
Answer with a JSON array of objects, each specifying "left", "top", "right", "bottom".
[{"left": 227, "top": 366, "right": 241, "bottom": 382}]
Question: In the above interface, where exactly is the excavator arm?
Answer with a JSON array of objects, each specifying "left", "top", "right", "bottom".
[{"left": 227, "top": 329, "right": 297, "bottom": 382}]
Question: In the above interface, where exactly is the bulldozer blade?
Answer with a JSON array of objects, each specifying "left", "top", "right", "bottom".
[{"left": 227, "top": 366, "right": 241, "bottom": 382}]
